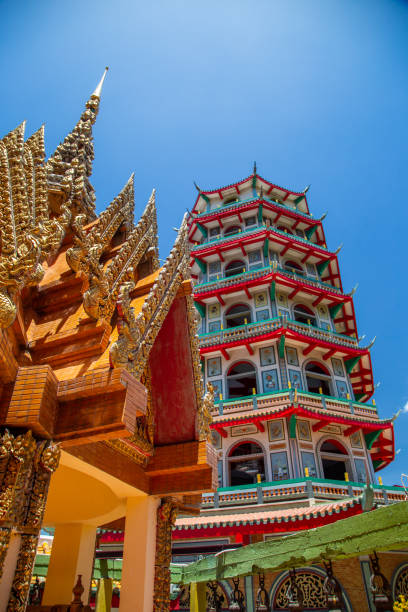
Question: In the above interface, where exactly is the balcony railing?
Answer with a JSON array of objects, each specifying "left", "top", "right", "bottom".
[
  {"left": 199, "top": 315, "right": 358, "bottom": 350},
  {"left": 192, "top": 223, "right": 327, "bottom": 253},
  {"left": 194, "top": 195, "right": 312, "bottom": 222},
  {"left": 211, "top": 388, "right": 378, "bottom": 419},
  {"left": 194, "top": 263, "right": 342, "bottom": 296},
  {"left": 201, "top": 478, "right": 406, "bottom": 510}
]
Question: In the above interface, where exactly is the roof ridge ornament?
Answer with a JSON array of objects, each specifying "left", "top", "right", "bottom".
[
  {"left": 303, "top": 184, "right": 311, "bottom": 194},
  {"left": 253, "top": 161, "right": 257, "bottom": 175},
  {"left": 110, "top": 212, "right": 191, "bottom": 377},
  {"left": 334, "top": 243, "right": 343, "bottom": 255},
  {"left": 0, "top": 122, "right": 70, "bottom": 328},
  {"left": 319, "top": 211, "right": 328, "bottom": 222},
  {"left": 79, "top": 186, "right": 159, "bottom": 321},
  {"left": 348, "top": 283, "right": 359, "bottom": 297},
  {"left": 364, "top": 336, "right": 376, "bottom": 350}
]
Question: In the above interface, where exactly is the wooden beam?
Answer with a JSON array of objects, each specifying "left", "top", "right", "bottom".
[
  {"left": 220, "top": 348, "right": 230, "bottom": 360},
  {"left": 244, "top": 287, "right": 252, "bottom": 300},
  {"left": 303, "top": 343, "right": 316, "bottom": 356},
  {"left": 322, "top": 348, "right": 337, "bottom": 361},
  {"left": 245, "top": 343, "right": 254, "bottom": 356},
  {"left": 343, "top": 425, "right": 360, "bottom": 437},
  {"left": 312, "top": 420, "right": 327, "bottom": 432},
  {"left": 312, "top": 295, "right": 325, "bottom": 307},
  {"left": 288, "top": 287, "right": 301, "bottom": 300},
  {"left": 255, "top": 421, "right": 265, "bottom": 433}
]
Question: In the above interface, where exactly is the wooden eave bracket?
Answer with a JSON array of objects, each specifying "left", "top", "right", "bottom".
[
  {"left": 147, "top": 441, "right": 218, "bottom": 495},
  {"left": 4, "top": 365, "right": 147, "bottom": 446}
]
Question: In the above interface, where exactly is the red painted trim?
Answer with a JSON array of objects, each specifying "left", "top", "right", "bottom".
[
  {"left": 245, "top": 343, "right": 254, "bottom": 356},
  {"left": 220, "top": 347, "right": 230, "bottom": 360},
  {"left": 302, "top": 343, "right": 316, "bottom": 356},
  {"left": 228, "top": 439, "right": 264, "bottom": 456},
  {"left": 312, "top": 420, "right": 327, "bottom": 432},
  {"left": 312, "top": 295, "right": 325, "bottom": 307},
  {"left": 343, "top": 425, "right": 360, "bottom": 436},
  {"left": 210, "top": 404, "right": 392, "bottom": 434},
  {"left": 226, "top": 359, "right": 256, "bottom": 376},
  {"left": 216, "top": 294, "right": 225, "bottom": 306},
  {"left": 215, "top": 426, "right": 228, "bottom": 438},
  {"left": 305, "top": 360, "right": 331, "bottom": 376},
  {"left": 244, "top": 286, "right": 252, "bottom": 300},
  {"left": 288, "top": 287, "right": 301, "bottom": 300},
  {"left": 322, "top": 348, "right": 336, "bottom": 361}
]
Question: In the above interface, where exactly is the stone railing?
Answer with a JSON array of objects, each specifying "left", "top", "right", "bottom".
[
  {"left": 212, "top": 389, "right": 378, "bottom": 419},
  {"left": 201, "top": 478, "right": 406, "bottom": 510},
  {"left": 192, "top": 222, "right": 328, "bottom": 254},
  {"left": 199, "top": 315, "right": 358, "bottom": 350},
  {"left": 194, "top": 263, "right": 343, "bottom": 296}
]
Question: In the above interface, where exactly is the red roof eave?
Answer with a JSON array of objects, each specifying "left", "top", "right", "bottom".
[
  {"left": 210, "top": 403, "right": 392, "bottom": 434},
  {"left": 191, "top": 174, "right": 311, "bottom": 215}
]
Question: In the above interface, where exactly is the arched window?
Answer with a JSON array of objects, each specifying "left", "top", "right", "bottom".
[
  {"left": 305, "top": 362, "right": 332, "bottom": 395},
  {"left": 319, "top": 438, "right": 351, "bottom": 482},
  {"left": 227, "top": 362, "right": 257, "bottom": 398},
  {"left": 225, "top": 260, "right": 245, "bottom": 277},
  {"left": 293, "top": 304, "right": 316, "bottom": 326},
  {"left": 224, "top": 225, "right": 241, "bottom": 236},
  {"left": 225, "top": 304, "right": 251, "bottom": 328},
  {"left": 284, "top": 260, "right": 304, "bottom": 276},
  {"left": 228, "top": 441, "right": 265, "bottom": 486}
]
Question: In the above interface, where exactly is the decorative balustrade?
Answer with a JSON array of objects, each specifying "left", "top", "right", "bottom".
[
  {"left": 192, "top": 222, "right": 327, "bottom": 253},
  {"left": 199, "top": 315, "right": 358, "bottom": 350},
  {"left": 194, "top": 263, "right": 342, "bottom": 296},
  {"left": 201, "top": 478, "right": 406, "bottom": 510},
  {"left": 211, "top": 388, "right": 378, "bottom": 419},
  {"left": 194, "top": 195, "right": 312, "bottom": 222}
]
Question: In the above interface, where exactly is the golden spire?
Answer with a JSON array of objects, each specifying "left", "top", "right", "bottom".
[
  {"left": 46, "top": 69, "right": 111, "bottom": 222},
  {"left": 92, "top": 67, "right": 109, "bottom": 99}
]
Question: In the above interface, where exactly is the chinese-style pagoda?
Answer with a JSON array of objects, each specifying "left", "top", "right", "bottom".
[
  {"left": 0, "top": 70, "right": 216, "bottom": 612},
  {"left": 168, "top": 167, "right": 405, "bottom": 609}
]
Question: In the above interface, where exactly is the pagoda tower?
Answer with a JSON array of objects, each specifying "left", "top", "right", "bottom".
[{"left": 169, "top": 168, "right": 404, "bottom": 610}]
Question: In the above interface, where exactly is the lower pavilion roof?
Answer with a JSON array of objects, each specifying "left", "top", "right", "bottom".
[
  {"left": 171, "top": 500, "right": 408, "bottom": 585},
  {"left": 173, "top": 496, "right": 363, "bottom": 538}
]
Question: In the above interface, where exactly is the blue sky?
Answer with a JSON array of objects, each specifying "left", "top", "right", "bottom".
[{"left": 1, "top": 0, "right": 407, "bottom": 484}]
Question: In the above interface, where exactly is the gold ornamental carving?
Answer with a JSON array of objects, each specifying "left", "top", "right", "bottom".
[
  {"left": 153, "top": 498, "right": 178, "bottom": 612},
  {"left": 0, "top": 124, "right": 70, "bottom": 328},
  {"left": 110, "top": 213, "right": 190, "bottom": 378},
  {"left": 0, "top": 430, "right": 60, "bottom": 610},
  {"left": 197, "top": 382, "right": 214, "bottom": 442}
]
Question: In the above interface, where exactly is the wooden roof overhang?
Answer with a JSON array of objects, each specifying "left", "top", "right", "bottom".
[
  {"left": 191, "top": 229, "right": 342, "bottom": 290},
  {"left": 210, "top": 402, "right": 394, "bottom": 470},
  {"left": 189, "top": 197, "right": 325, "bottom": 247},
  {"left": 194, "top": 269, "right": 357, "bottom": 337},
  {"left": 191, "top": 173, "right": 310, "bottom": 215}
]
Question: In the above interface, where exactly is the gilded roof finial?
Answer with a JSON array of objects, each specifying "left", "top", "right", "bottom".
[
  {"left": 92, "top": 67, "right": 109, "bottom": 99},
  {"left": 253, "top": 161, "right": 257, "bottom": 175}
]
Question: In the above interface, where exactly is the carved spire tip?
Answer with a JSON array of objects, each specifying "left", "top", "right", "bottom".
[{"left": 92, "top": 66, "right": 109, "bottom": 99}]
